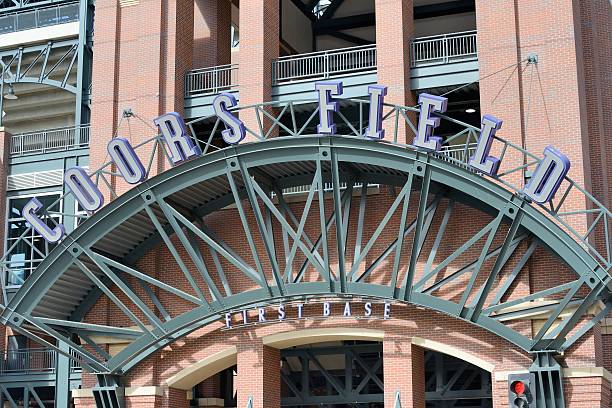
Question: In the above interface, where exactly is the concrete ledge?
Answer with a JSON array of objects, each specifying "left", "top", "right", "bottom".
[
  {"left": 72, "top": 386, "right": 163, "bottom": 398},
  {"left": 494, "top": 367, "right": 612, "bottom": 383},
  {"left": 165, "top": 346, "right": 238, "bottom": 390},
  {"left": 195, "top": 397, "right": 225, "bottom": 407},
  {"left": 262, "top": 328, "right": 384, "bottom": 349},
  {"left": 412, "top": 337, "right": 495, "bottom": 373},
  {"left": 602, "top": 318, "right": 612, "bottom": 334},
  {"left": 564, "top": 367, "right": 612, "bottom": 383}
]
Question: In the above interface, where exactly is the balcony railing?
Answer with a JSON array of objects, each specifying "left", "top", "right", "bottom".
[
  {"left": 272, "top": 44, "right": 377, "bottom": 85},
  {"left": 0, "top": 348, "right": 55, "bottom": 374},
  {"left": 10, "top": 124, "right": 90, "bottom": 157},
  {"left": 185, "top": 31, "right": 478, "bottom": 96},
  {"left": 0, "top": 2, "right": 79, "bottom": 35},
  {"left": 185, "top": 64, "right": 239, "bottom": 97},
  {"left": 0, "top": 348, "right": 82, "bottom": 374},
  {"left": 410, "top": 30, "right": 477, "bottom": 67}
]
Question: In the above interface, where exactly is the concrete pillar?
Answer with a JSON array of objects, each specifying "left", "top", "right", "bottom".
[
  {"left": 383, "top": 335, "right": 425, "bottom": 408},
  {"left": 193, "top": 0, "right": 232, "bottom": 68},
  {"left": 236, "top": 342, "right": 280, "bottom": 408},
  {"left": 375, "top": 0, "right": 416, "bottom": 142},
  {"left": 238, "top": 0, "right": 279, "bottom": 137},
  {"left": 89, "top": 0, "right": 194, "bottom": 179}
]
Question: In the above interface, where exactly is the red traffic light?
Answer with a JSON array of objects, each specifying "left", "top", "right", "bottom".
[{"left": 511, "top": 380, "right": 526, "bottom": 396}]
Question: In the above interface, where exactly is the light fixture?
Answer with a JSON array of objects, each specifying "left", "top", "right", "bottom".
[
  {"left": 4, "top": 83, "right": 17, "bottom": 100},
  {"left": 465, "top": 108, "right": 476, "bottom": 114}
]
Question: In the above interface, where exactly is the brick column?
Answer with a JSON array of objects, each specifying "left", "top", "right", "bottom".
[
  {"left": 238, "top": 0, "right": 279, "bottom": 138},
  {"left": 564, "top": 376, "right": 611, "bottom": 407},
  {"left": 476, "top": 0, "right": 591, "bottom": 232},
  {"left": 383, "top": 335, "right": 425, "bottom": 408},
  {"left": 236, "top": 342, "right": 280, "bottom": 408},
  {"left": 161, "top": 387, "right": 190, "bottom": 408},
  {"left": 193, "top": 0, "right": 232, "bottom": 68},
  {"left": 375, "top": 0, "right": 416, "bottom": 142},
  {"left": 475, "top": 0, "right": 524, "bottom": 188},
  {"left": 89, "top": 0, "right": 194, "bottom": 181},
  {"left": 575, "top": 0, "right": 612, "bottom": 257}
]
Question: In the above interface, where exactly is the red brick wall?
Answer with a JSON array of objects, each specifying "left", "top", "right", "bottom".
[
  {"left": 238, "top": 0, "right": 279, "bottom": 137},
  {"left": 384, "top": 335, "right": 425, "bottom": 407},
  {"left": 193, "top": 0, "right": 231, "bottom": 68},
  {"left": 34, "top": 1, "right": 612, "bottom": 407},
  {"left": 89, "top": 0, "right": 194, "bottom": 199},
  {"left": 236, "top": 342, "right": 280, "bottom": 408},
  {"left": 375, "top": 0, "right": 416, "bottom": 142}
]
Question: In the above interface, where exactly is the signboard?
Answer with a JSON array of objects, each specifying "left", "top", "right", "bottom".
[{"left": 23, "top": 81, "right": 570, "bottom": 243}]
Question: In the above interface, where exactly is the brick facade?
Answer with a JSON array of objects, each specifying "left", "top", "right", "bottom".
[{"left": 0, "top": 0, "right": 610, "bottom": 407}]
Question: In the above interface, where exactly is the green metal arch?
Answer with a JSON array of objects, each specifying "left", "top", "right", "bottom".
[{"left": 2, "top": 135, "right": 609, "bottom": 374}]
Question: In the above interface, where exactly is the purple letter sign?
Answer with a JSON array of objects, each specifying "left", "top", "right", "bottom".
[
  {"left": 522, "top": 146, "right": 570, "bottom": 204},
  {"left": 414, "top": 93, "right": 448, "bottom": 151}
]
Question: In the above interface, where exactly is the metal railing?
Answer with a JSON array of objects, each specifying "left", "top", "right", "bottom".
[
  {"left": 411, "top": 30, "right": 477, "bottom": 67},
  {"left": 69, "top": 347, "right": 83, "bottom": 372},
  {"left": 0, "top": 348, "right": 55, "bottom": 374},
  {"left": 185, "top": 31, "right": 477, "bottom": 94},
  {"left": 280, "top": 144, "right": 477, "bottom": 196},
  {"left": 272, "top": 44, "right": 377, "bottom": 85},
  {"left": 438, "top": 142, "right": 478, "bottom": 169},
  {"left": 10, "top": 125, "right": 90, "bottom": 157},
  {"left": 0, "top": 347, "right": 82, "bottom": 374},
  {"left": 185, "top": 64, "right": 239, "bottom": 97},
  {"left": 0, "top": 2, "right": 79, "bottom": 35}
]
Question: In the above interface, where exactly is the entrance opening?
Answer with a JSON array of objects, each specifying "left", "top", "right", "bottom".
[
  {"left": 424, "top": 350, "right": 492, "bottom": 408},
  {"left": 191, "top": 366, "right": 237, "bottom": 408},
  {"left": 280, "top": 341, "right": 383, "bottom": 407}
]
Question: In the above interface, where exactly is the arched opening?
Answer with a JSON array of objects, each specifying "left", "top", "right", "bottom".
[
  {"left": 424, "top": 350, "right": 492, "bottom": 408},
  {"left": 191, "top": 365, "right": 237, "bottom": 408},
  {"left": 280, "top": 340, "right": 384, "bottom": 408}
]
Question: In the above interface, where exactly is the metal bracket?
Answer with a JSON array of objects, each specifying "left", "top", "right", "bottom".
[
  {"left": 530, "top": 352, "right": 564, "bottom": 408},
  {"left": 92, "top": 374, "right": 125, "bottom": 408}
]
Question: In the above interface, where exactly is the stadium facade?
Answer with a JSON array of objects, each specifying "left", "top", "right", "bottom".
[{"left": 0, "top": 0, "right": 609, "bottom": 407}]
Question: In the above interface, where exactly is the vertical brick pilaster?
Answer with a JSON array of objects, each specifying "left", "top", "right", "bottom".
[
  {"left": 477, "top": 1, "right": 591, "bottom": 234},
  {"left": 383, "top": 336, "right": 425, "bottom": 408},
  {"left": 475, "top": 0, "right": 524, "bottom": 187},
  {"left": 236, "top": 342, "right": 280, "bottom": 408},
  {"left": 564, "top": 376, "right": 611, "bottom": 408},
  {"left": 576, "top": 0, "right": 612, "bottom": 257},
  {"left": 158, "top": 387, "right": 190, "bottom": 408},
  {"left": 90, "top": 0, "right": 193, "bottom": 180},
  {"left": 375, "top": 0, "right": 416, "bottom": 142},
  {"left": 238, "top": 0, "right": 279, "bottom": 138},
  {"left": 193, "top": 0, "right": 231, "bottom": 68}
]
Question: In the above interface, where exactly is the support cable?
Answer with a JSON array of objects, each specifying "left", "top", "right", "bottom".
[
  {"left": 534, "top": 64, "right": 553, "bottom": 137},
  {"left": 442, "top": 57, "right": 530, "bottom": 99}
]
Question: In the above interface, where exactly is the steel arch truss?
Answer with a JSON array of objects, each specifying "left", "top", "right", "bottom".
[
  {"left": 0, "top": 0, "right": 68, "bottom": 12},
  {"left": 0, "top": 99, "right": 610, "bottom": 376},
  {"left": 0, "top": 38, "right": 80, "bottom": 93}
]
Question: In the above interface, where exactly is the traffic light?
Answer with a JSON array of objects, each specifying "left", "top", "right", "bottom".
[{"left": 508, "top": 373, "right": 535, "bottom": 408}]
